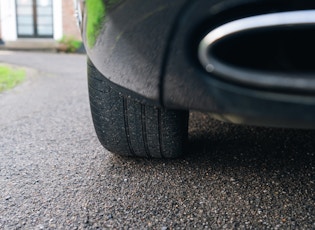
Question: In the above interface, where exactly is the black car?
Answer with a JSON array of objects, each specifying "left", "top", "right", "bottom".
[{"left": 75, "top": 0, "right": 315, "bottom": 158}]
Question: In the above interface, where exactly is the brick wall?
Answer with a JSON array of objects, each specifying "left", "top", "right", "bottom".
[{"left": 62, "top": 0, "right": 81, "bottom": 40}]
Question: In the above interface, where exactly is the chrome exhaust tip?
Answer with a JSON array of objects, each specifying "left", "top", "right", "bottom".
[{"left": 198, "top": 10, "right": 315, "bottom": 92}]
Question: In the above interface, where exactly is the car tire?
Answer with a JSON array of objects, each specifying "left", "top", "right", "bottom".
[{"left": 88, "top": 60, "right": 189, "bottom": 158}]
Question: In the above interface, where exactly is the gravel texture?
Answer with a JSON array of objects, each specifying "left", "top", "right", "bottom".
[{"left": 0, "top": 51, "right": 314, "bottom": 229}]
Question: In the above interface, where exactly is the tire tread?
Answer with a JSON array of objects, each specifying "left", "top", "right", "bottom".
[{"left": 88, "top": 60, "right": 188, "bottom": 158}]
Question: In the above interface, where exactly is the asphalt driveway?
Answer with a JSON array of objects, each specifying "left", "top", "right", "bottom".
[{"left": 0, "top": 51, "right": 314, "bottom": 229}]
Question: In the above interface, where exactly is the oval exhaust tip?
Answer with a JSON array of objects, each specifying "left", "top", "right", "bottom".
[{"left": 198, "top": 10, "right": 315, "bottom": 92}]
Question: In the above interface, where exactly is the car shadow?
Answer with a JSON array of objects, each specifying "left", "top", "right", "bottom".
[{"left": 185, "top": 112, "right": 315, "bottom": 170}]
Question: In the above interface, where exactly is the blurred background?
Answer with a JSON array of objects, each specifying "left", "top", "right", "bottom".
[{"left": 0, "top": 0, "right": 83, "bottom": 53}]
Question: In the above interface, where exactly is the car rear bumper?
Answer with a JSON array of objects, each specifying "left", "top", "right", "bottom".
[
  {"left": 163, "top": 0, "right": 315, "bottom": 128},
  {"left": 83, "top": 0, "right": 315, "bottom": 128}
]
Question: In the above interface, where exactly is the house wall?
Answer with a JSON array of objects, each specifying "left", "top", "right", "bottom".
[
  {"left": 0, "top": 0, "right": 80, "bottom": 42},
  {"left": 62, "top": 0, "right": 81, "bottom": 40},
  {"left": 0, "top": 5, "right": 1, "bottom": 40},
  {"left": 0, "top": 9, "right": 1, "bottom": 40}
]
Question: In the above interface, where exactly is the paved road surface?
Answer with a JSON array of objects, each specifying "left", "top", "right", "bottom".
[{"left": 0, "top": 51, "right": 314, "bottom": 229}]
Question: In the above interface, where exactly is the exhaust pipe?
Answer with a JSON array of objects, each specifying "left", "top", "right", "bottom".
[{"left": 198, "top": 10, "right": 315, "bottom": 92}]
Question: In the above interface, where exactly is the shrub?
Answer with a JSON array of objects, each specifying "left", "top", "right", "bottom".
[{"left": 58, "top": 36, "right": 83, "bottom": 53}]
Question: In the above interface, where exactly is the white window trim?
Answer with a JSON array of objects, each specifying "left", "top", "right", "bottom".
[
  {"left": 53, "top": 0, "right": 62, "bottom": 40},
  {"left": 0, "top": 0, "right": 17, "bottom": 41}
]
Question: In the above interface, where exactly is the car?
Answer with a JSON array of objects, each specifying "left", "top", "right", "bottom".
[{"left": 75, "top": 0, "right": 315, "bottom": 158}]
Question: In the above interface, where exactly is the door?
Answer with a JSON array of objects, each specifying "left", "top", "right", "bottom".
[{"left": 16, "top": 0, "right": 53, "bottom": 38}]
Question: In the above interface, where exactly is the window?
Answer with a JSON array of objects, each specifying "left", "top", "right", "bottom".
[{"left": 16, "top": 0, "right": 53, "bottom": 38}]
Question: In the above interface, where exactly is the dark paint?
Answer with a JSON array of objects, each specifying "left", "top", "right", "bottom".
[
  {"left": 83, "top": 0, "right": 187, "bottom": 104},
  {"left": 84, "top": 0, "right": 315, "bottom": 128},
  {"left": 162, "top": 0, "right": 315, "bottom": 128}
]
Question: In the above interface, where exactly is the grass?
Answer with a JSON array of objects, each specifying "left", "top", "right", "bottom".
[{"left": 0, "top": 64, "right": 25, "bottom": 92}]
